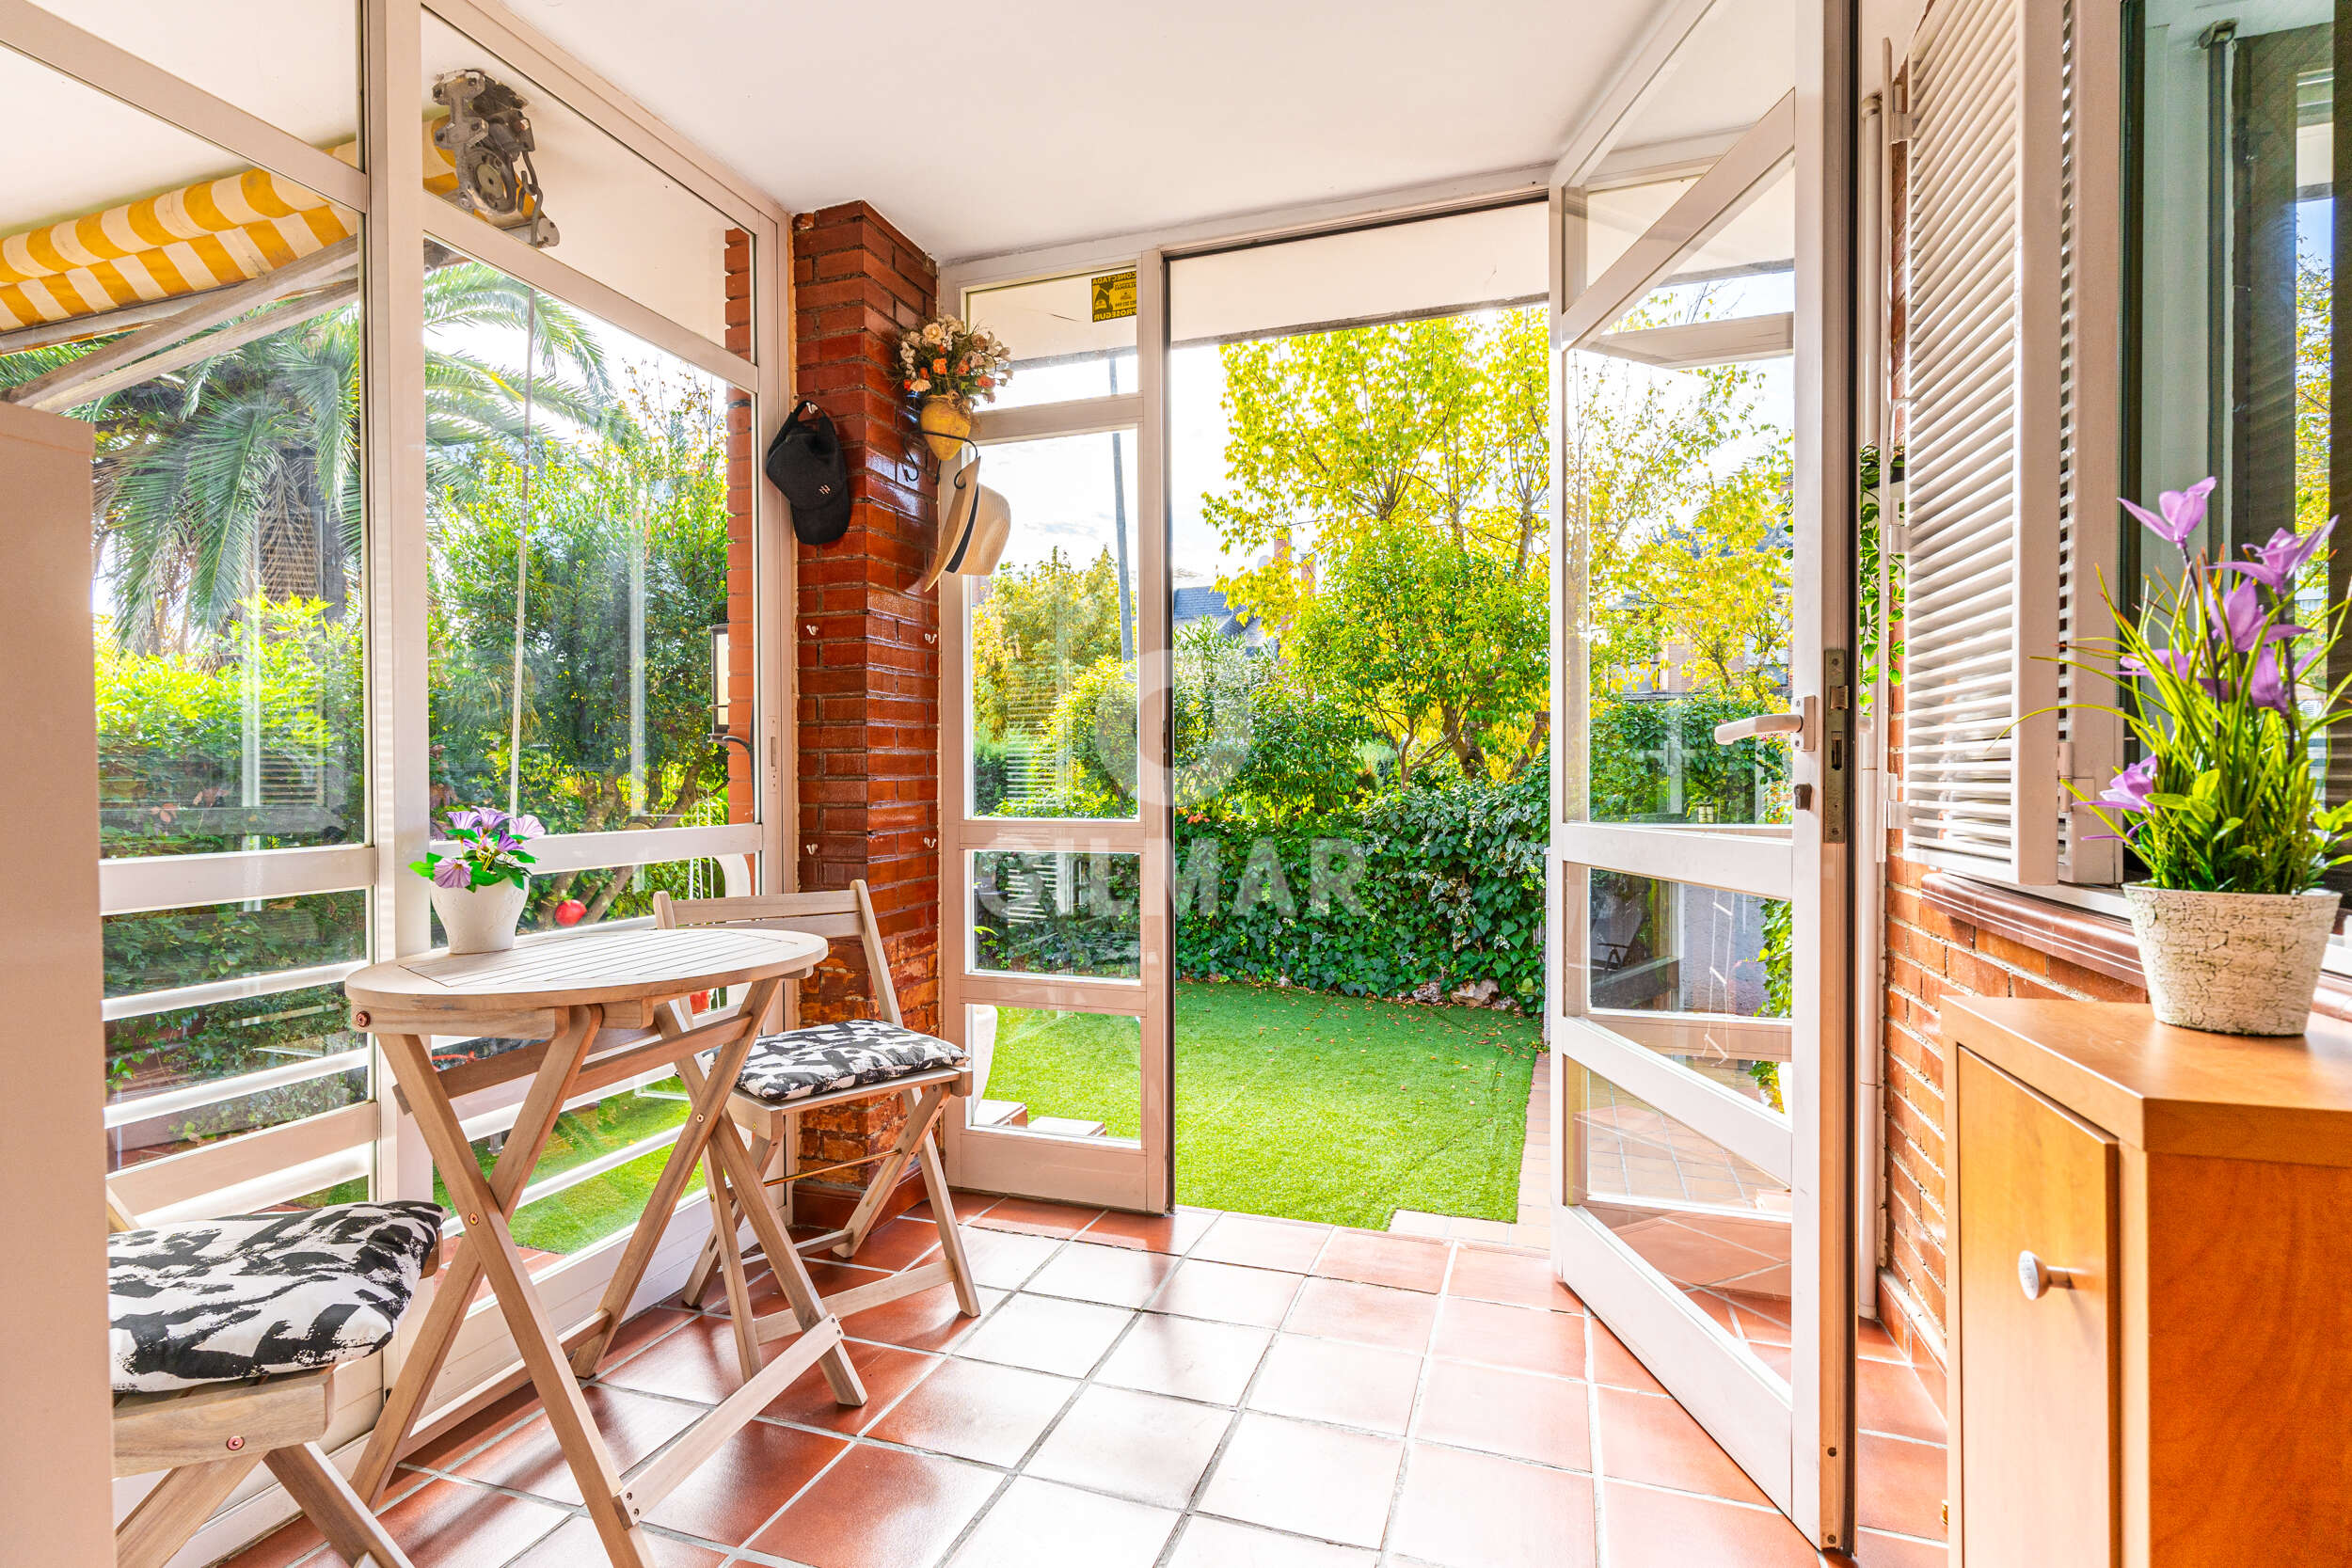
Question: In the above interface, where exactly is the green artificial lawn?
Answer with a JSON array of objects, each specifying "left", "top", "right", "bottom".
[
  {"left": 435, "top": 1079, "right": 704, "bottom": 1256},
  {"left": 985, "top": 981, "right": 1541, "bottom": 1229}
]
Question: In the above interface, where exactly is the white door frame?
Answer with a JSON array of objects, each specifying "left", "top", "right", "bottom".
[
  {"left": 933, "top": 251, "right": 1172, "bottom": 1212},
  {"left": 1545, "top": 0, "right": 1859, "bottom": 1547}
]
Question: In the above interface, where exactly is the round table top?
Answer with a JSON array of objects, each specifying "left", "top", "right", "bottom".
[{"left": 343, "top": 926, "right": 828, "bottom": 1013}]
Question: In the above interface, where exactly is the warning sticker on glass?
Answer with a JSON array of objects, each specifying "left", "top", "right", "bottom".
[{"left": 1091, "top": 270, "right": 1137, "bottom": 322}]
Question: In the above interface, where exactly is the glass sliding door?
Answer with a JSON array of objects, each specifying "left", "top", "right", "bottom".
[
  {"left": 1547, "top": 0, "right": 1858, "bottom": 1546},
  {"left": 940, "top": 260, "right": 1172, "bottom": 1210}
]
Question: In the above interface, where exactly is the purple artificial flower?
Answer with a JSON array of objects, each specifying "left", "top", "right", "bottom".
[
  {"left": 2218, "top": 517, "right": 2336, "bottom": 594},
  {"left": 2120, "top": 646, "right": 2194, "bottom": 679},
  {"left": 2096, "top": 756, "right": 2158, "bottom": 816},
  {"left": 444, "top": 808, "right": 484, "bottom": 832},
  {"left": 2248, "top": 643, "right": 2325, "bottom": 717},
  {"left": 2204, "top": 579, "right": 2311, "bottom": 655},
  {"left": 511, "top": 814, "right": 547, "bottom": 839},
  {"left": 2120, "top": 477, "right": 2217, "bottom": 549},
  {"left": 431, "top": 856, "right": 473, "bottom": 890},
  {"left": 2120, "top": 645, "right": 2225, "bottom": 698}
]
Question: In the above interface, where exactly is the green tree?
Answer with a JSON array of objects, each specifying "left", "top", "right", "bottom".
[
  {"left": 0, "top": 261, "right": 608, "bottom": 653},
  {"left": 1292, "top": 524, "right": 1548, "bottom": 782},
  {"left": 427, "top": 375, "right": 731, "bottom": 865},
  {"left": 970, "top": 548, "right": 1124, "bottom": 742},
  {"left": 1611, "top": 451, "right": 1792, "bottom": 703}
]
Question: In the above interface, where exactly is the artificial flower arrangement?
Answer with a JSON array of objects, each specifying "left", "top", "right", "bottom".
[
  {"left": 410, "top": 806, "right": 545, "bottom": 891},
  {"left": 894, "top": 314, "right": 1011, "bottom": 411},
  {"left": 410, "top": 807, "right": 545, "bottom": 954},
  {"left": 2064, "top": 478, "right": 2352, "bottom": 1033}
]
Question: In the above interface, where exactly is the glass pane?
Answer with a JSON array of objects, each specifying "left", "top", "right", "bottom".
[
  {"left": 2133, "top": 4, "right": 2332, "bottom": 558},
  {"left": 966, "top": 1005, "right": 1139, "bottom": 1141},
  {"left": 966, "top": 269, "right": 1138, "bottom": 410},
  {"left": 1605, "top": 164, "right": 1795, "bottom": 332},
  {"left": 105, "top": 984, "right": 367, "bottom": 1173},
  {"left": 970, "top": 850, "right": 1140, "bottom": 979},
  {"left": 421, "top": 11, "right": 746, "bottom": 352},
  {"left": 447, "top": 1079, "right": 699, "bottom": 1258},
  {"left": 103, "top": 891, "right": 367, "bottom": 999},
  {"left": 968, "top": 431, "right": 1140, "bottom": 819},
  {"left": 423, "top": 248, "right": 749, "bottom": 835},
  {"left": 0, "top": 53, "right": 369, "bottom": 860},
  {"left": 1569, "top": 1059, "right": 1789, "bottom": 1383},
  {"left": 1565, "top": 342, "right": 1793, "bottom": 826},
  {"left": 1582, "top": 179, "right": 1697, "bottom": 280},
  {"left": 281, "top": 1174, "right": 373, "bottom": 1208},
  {"left": 1585, "top": 871, "right": 1788, "bottom": 1017},
  {"left": 25, "top": 2, "right": 360, "bottom": 154}
]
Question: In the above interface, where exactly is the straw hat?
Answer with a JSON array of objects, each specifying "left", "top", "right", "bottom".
[{"left": 918, "top": 446, "right": 1010, "bottom": 592}]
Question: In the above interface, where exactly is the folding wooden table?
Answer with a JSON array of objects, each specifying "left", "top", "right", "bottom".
[{"left": 342, "top": 927, "right": 866, "bottom": 1566}]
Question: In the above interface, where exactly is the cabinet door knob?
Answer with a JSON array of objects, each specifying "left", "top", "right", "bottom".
[{"left": 2018, "top": 1250, "right": 2074, "bottom": 1300}]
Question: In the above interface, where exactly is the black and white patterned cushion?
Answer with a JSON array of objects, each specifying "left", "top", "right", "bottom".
[
  {"left": 107, "top": 1202, "right": 443, "bottom": 1393},
  {"left": 712, "top": 1019, "right": 967, "bottom": 1107}
]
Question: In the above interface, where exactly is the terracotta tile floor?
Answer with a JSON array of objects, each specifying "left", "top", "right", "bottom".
[{"left": 221, "top": 1196, "right": 1947, "bottom": 1568}]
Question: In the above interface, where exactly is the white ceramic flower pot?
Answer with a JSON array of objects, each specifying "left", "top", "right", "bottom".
[
  {"left": 2123, "top": 883, "right": 2339, "bottom": 1036},
  {"left": 431, "top": 878, "right": 529, "bottom": 955}
]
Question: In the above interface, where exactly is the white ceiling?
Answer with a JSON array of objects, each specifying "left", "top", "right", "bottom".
[
  {"left": 500, "top": 0, "right": 1675, "bottom": 263},
  {"left": 8, "top": 0, "right": 1927, "bottom": 272}
]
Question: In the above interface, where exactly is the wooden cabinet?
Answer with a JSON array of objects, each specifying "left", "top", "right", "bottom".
[{"left": 1943, "top": 1000, "right": 2352, "bottom": 1567}]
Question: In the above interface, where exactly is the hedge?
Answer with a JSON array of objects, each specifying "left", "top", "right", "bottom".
[{"left": 1173, "top": 765, "right": 1549, "bottom": 1010}]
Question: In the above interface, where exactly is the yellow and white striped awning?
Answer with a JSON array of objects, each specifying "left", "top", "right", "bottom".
[{"left": 0, "top": 124, "right": 462, "bottom": 335}]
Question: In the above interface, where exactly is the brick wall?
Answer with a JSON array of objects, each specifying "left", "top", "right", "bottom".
[
  {"left": 1876, "top": 840, "right": 2146, "bottom": 1355},
  {"left": 785, "top": 201, "right": 943, "bottom": 1208}
]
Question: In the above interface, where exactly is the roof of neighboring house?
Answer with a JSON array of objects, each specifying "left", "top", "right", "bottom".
[{"left": 1172, "top": 586, "right": 1251, "bottom": 639}]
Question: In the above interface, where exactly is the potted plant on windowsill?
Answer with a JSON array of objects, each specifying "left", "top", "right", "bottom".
[
  {"left": 895, "top": 314, "right": 1011, "bottom": 461},
  {"left": 412, "top": 807, "right": 544, "bottom": 955},
  {"left": 2065, "top": 479, "right": 2352, "bottom": 1035}
]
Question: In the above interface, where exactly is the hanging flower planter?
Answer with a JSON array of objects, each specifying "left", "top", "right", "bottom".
[
  {"left": 918, "top": 394, "right": 974, "bottom": 463},
  {"left": 895, "top": 314, "right": 1010, "bottom": 462}
]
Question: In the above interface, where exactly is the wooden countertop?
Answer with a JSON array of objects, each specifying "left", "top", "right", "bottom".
[{"left": 1942, "top": 998, "right": 2352, "bottom": 1167}]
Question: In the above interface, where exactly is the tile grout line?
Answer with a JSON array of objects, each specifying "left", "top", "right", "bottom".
[
  {"left": 1588, "top": 1307, "right": 1613, "bottom": 1568},
  {"left": 1370, "top": 1235, "right": 1459, "bottom": 1565}
]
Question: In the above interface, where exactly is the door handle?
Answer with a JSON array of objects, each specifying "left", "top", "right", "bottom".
[
  {"left": 2017, "top": 1250, "right": 2075, "bottom": 1300},
  {"left": 1713, "top": 710, "right": 1806, "bottom": 746}
]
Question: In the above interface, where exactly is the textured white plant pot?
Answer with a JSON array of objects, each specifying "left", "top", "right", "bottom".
[
  {"left": 430, "top": 878, "right": 528, "bottom": 955},
  {"left": 2123, "top": 884, "right": 2338, "bottom": 1037}
]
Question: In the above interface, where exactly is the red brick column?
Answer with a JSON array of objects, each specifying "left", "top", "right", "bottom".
[{"left": 787, "top": 201, "right": 943, "bottom": 1215}]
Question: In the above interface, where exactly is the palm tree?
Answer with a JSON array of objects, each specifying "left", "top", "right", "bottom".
[{"left": 0, "top": 258, "right": 612, "bottom": 653}]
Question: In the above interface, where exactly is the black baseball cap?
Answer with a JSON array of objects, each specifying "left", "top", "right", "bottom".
[{"left": 765, "top": 401, "right": 851, "bottom": 545}]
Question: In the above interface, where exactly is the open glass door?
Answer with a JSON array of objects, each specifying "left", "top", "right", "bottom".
[
  {"left": 937, "top": 260, "right": 1173, "bottom": 1212},
  {"left": 1547, "top": 0, "right": 1857, "bottom": 1546}
]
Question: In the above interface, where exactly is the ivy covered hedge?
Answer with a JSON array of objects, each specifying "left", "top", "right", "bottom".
[{"left": 1174, "top": 764, "right": 1549, "bottom": 1010}]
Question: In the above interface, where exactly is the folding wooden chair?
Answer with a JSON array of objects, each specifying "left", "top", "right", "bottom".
[
  {"left": 659, "top": 882, "right": 982, "bottom": 1377},
  {"left": 105, "top": 1188, "right": 441, "bottom": 1568}
]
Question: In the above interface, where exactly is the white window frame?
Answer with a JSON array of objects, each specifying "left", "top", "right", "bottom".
[{"left": 1, "top": 2, "right": 795, "bottom": 1555}]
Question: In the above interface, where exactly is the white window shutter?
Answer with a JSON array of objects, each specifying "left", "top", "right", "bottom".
[
  {"left": 1899, "top": 0, "right": 2068, "bottom": 884},
  {"left": 2053, "top": 0, "right": 2125, "bottom": 884}
]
